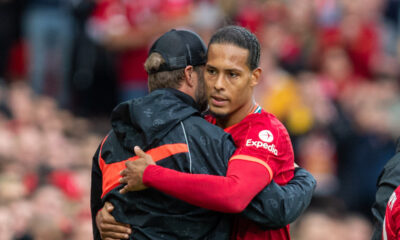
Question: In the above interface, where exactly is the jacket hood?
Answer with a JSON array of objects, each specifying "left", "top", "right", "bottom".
[{"left": 111, "top": 88, "right": 200, "bottom": 151}]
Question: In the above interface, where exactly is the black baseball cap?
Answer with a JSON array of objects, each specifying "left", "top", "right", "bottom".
[{"left": 148, "top": 29, "right": 207, "bottom": 73}]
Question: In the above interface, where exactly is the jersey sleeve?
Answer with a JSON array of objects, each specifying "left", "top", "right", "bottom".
[
  {"left": 143, "top": 158, "right": 270, "bottom": 213},
  {"left": 229, "top": 114, "right": 294, "bottom": 184}
]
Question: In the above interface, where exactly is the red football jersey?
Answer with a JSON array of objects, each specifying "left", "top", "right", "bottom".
[
  {"left": 143, "top": 104, "right": 295, "bottom": 239},
  {"left": 224, "top": 105, "right": 294, "bottom": 240},
  {"left": 383, "top": 185, "right": 400, "bottom": 240}
]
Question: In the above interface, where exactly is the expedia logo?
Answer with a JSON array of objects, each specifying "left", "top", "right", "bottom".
[
  {"left": 245, "top": 139, "right": 278, "bottom": 156},
  {"left": 259, "top": 130, "right": 273, "bottom": 143}
]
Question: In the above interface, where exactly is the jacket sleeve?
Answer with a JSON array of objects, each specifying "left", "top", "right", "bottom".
[
  {"left": 91, "top": 146, "right": 103, "bottom": 240},
  {"left": 241, "top": 167, "right": 316, "bottom": 229}
]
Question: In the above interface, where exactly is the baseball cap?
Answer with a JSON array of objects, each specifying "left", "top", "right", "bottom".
[{"left": 148, "top": 29, "right": 207, "bottom": 73}]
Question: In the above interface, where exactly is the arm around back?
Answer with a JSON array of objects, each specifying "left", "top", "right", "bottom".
[
  {"left": 90, "top": 147, "right": 103, "bottom": 239},
  {"left": 241, "top": 167, "right": 316, "bottom": 229}
]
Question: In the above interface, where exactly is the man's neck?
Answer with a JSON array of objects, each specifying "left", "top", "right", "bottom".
[{"left": 215, "top": 100, "right": 256, "bottom": 129}]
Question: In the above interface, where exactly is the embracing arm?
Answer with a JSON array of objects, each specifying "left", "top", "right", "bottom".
[
  {"left": 91, "top": 142, "right": 132, "bottom": 240},
  {"left": 241, "top": 167, "right": 316, "bottom": 229},
  {"left": 143, "top": 159, "right": 270, "bottom": 213},
  {"left": 91, "top": 147, "right": 103, "bottom": 239}
]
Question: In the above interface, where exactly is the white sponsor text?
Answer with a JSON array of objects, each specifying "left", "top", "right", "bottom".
[{"left": 246, "top": 139, "right": 278, "bottom": 156}]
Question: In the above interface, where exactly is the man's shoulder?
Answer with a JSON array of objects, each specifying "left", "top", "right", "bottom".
[
  {"left": 384, "top": 152, "right": 400, "bottom": 171},
  {"left": 184, "top": 115, "right": 232, "bottom": 138},
  {"left": 99, "top": 130, "right": 133, "bottom": 163},
  {"left": 380, "top": 152, "right": 400, "bottom": 185},
  {"left": 239, "top": 112, "right": 287, "bottom": 135},
  {"left": 242, "top": 111, "right": 283, "bottom": 125},
  {"left": 387, "top": 186, "right": 400, "bottom": 218}
]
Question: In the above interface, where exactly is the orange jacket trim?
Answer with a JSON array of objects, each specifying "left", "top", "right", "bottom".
[{"left": 99, "top": 143, "right": 189, "bottom": 198}]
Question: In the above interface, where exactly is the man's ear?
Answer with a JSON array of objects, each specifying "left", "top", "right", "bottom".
[
  {"left": 184, "top": 65, "right": 194, "bottom": 87},
  {"left": 250, "top": 67, "right": 262, "bottom": 87}
]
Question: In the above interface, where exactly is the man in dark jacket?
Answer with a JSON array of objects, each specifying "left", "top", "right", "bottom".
[
  {"left": 371, "top": 137, "right": 400, "bottom": 240},
  {"left": 91, "top": 29, "right": 316, "bottom": 240}
]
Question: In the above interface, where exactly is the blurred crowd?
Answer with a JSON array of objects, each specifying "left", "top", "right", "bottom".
[
  {"left": 0, "top": 82, "right": 101, "bottom": 239},
  {"left": 1, "top": 0, "right": 400, "bottom": 239}
]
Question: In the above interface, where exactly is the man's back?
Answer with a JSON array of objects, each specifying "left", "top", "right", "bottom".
[{"left": 91, "top": 89, "right": 236, "bottom": 239}]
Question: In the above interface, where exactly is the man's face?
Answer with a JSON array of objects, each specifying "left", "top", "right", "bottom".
[
  {"left": 194, "top": 66, "right": 208, "bottom": 112},
  {"left": 205, "top": 43, "right": 258, "bottom": 119}
]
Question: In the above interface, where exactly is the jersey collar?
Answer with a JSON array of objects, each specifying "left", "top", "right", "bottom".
[{"left": 224, "top": 103, "right": 261, "bottom": 132}]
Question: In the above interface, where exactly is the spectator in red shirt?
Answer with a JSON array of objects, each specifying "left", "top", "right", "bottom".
[{"left": 88, "top": 0, "right": 192, "bottom": 102}]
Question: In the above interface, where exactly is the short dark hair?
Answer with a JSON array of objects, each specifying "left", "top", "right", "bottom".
[{"left": 208, "top": 26, "right": 260, "bottom": 70}]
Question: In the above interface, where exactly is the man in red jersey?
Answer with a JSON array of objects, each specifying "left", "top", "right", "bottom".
[
  {"left": 117, "top": 25, "right": 295, "bottom": 240},
  {"left": 383, "top": 185, "right": 400, "bottom": 240}
]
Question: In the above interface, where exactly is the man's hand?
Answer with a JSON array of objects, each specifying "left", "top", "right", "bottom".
[
  {"left": 96, "top": 202, "right": 131, "bottom": 240},
  {"left": 119, "top": 146, "right": 155, "bottom": 194}
]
